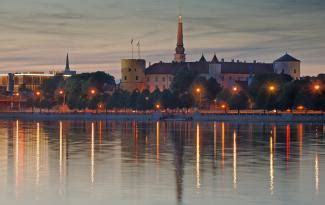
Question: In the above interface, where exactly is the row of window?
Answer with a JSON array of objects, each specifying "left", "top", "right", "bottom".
[
  {"left": 147, "top": 76, "right": 172, "bottom": 82},
  {"left": 124, "top": 76, "right": 139, "bottom": 81}
]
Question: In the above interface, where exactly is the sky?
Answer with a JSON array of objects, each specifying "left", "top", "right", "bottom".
[{"left": 0, "top": 0, "right": 324, "bottom": 78}]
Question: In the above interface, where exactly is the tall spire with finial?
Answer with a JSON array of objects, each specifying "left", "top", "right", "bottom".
[
  {"left": 65, "top": 53, "right": 70, "bottom": 72},
  {"left": 174, "top": 15, "right": 186, "bottom": 63}
]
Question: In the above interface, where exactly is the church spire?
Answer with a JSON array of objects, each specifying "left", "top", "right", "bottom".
[
  {"left": 174, "top": 15, "right": 186, "bottom": 63},
  {"left": 65, "top": 53, "right": 70, "bottom": 71}
]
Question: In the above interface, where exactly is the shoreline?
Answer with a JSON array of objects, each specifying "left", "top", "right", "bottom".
[{"left": 0, "top": 112, "right": 324, "bottom": 123}]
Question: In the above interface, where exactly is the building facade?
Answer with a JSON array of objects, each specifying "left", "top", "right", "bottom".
[
  {"left": 0, "top": 54, "right": 76, "bottom": 94},
  {"left": 120, "top": 59, "right": 146, "bottom": 92},
  {"left": 119, "top": 16, "right": 301, "bottom": 92}
]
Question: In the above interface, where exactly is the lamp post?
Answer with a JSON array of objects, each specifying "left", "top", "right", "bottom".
[
  {"left": 196, "top": 87, "right": 202, "bottom": 109},
  {"left": 155, "top": 103, "right": 161, "bottom": 111},
  {"left": 15, "top": 92, "right": 21, "bottom": 112},
  {"left": 265, "top": 84, "right": 276, "bottom": 113},
  {"left": 35, "top": 91, "right": 41, "bottom": 113},
  {"left": 221, "top": 104, "right": 227, "bottom": 114},
  {"left": 59, "top": 89, "right": 66, "bottom": 105},
  {"left": 232, "top": 86, "right": 240, "bottom": 114}
]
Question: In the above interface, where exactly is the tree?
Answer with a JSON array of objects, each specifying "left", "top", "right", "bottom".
[{"left": 171, "top": 68, "right": 197, "bottom": 95}]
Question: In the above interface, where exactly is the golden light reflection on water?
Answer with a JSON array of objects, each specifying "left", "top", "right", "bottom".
[
  {"left": 315, "top": 154, "right": 319, "bottom": 194},
  {"left": 270, "top": 136, "right": 274, "bottom": 195},
  {"left": 286, "top": 124, "right": 291, "bottom": 162},
  {"left": 221, "top": 122, "right": 225, "bottom": 169},
  {"left": 59, "top": 121, "right": 67, "bottom": 192},
  {"left": 196, "top": 123, "right": 200, "bottom": 190},
  {"left": 15, "top": 120, "right": 20, "bottom": 196},
  {"left": 91, "top": 122, "right": 95, "bottom": 184},
  {"left": 36, "top": 122, "right": 40, "bottom": 186},
  {"left": 156, "top": 121, "right": 160, "bottom": 161},
  {"left": 233, "top": 129, "right": 237, "bottom": 191},
  {"left": 0, "top": 121, "right": 324, "bottom": 204}
]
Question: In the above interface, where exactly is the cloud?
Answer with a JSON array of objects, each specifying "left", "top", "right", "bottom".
[{"left": 0, "top": 0, "right": 324, "bottom": 77}]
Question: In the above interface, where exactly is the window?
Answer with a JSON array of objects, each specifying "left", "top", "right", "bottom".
[
  {"left": 162, "top": 77, "right": 165, "bottom": 82},
  {"left": 163, "top": 85, "right": 166, "bottom": 90},
  {"left": 294, "top": 69, "right": 297, "bottom": 74},
  {"left": 124, "top": 76, "right": 127, "bottom": 80},
  {"left": 136, "top": 76, "right": 139, "bottom": 80},
  {"left": 128, "top": 68, "right": 131, "bottom": 72},
  {"left": 169, "top": 76, "right": 172, "bottom": 81},
  {"left": 229, "top": 76, "right": 232, "bottom": 80},
  {"left": 155, "top": 77, "right": 158, "bottom": 82},
  {"left": 147, "top": 77, "right": 150, "bottom": 82}
]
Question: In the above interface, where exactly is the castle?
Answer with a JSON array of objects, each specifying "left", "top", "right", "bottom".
[{"left": 120, "top": 16, "right": 301, "bottom": 92}]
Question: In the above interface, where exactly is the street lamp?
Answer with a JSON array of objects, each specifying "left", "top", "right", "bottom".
[
  {"left": 195, "top": 87, "right": 202, "bottom": 109},
  {"left": 15, "top": 92, "right": 21, "bottom": 111},
  {"left": 155, "top": 103, "right": 161, "bottom": 110},
  {"left": 35, "top": 91, "right": 41, "bottom": 113},
  {"left": 89, "top": 88, "right": 96, "bottom": 96},
  {"left": 221, "top": 104, "right": 227, "bottom": 113},
  {"left": 268, "top": 85, "right": 276, "bottom": 92},
  {"left": 232, "top": 86, "right": 239, "bottom": 93},
  {"left": 266, "top": 84, "right": 276, "bottom": 113},
  {"left": 232, "top": 86, "right": 240, "bottom": 114}
]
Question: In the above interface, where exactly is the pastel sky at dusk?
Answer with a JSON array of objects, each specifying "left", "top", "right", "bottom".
[{"left": 0, "top": 0, "right": 324, "bottom": 79}]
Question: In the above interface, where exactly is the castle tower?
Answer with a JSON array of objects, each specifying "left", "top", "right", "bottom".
[
  {"left": 174, "top": 16, "right": 186, "bottom": 63},
  {"left": 120, "top": 59, "right": 146, "bottom": 92}
]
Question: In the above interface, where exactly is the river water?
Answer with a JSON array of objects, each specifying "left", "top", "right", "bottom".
[{"left": 0, "top": 120, "right": 324, "bottom": 205}]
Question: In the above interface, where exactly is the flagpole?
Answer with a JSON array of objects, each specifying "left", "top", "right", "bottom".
[
  {"left": 137, "top": 41, "right": 141, "bottom": 59},
  {"left": 131, "top": 39, "right": 134, "bottom": 59}
]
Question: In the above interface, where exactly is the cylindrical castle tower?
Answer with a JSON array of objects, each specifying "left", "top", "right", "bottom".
[{"left": 120, "top": 59, "right": 146, "bottom": 92}]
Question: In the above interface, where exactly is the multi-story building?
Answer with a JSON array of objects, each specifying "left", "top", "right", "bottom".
[
  {"left": 120, "top": 15, "right": 301, "bottom": 92},
  {"left": 0, "top": 54, "right": 76, "bottom": 94}
]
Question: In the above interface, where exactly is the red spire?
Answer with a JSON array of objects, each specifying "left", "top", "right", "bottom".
[{"left": 174, "top": 15, "right": 186, "bottom": 63}]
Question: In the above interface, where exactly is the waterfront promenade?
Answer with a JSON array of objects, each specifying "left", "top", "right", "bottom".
[{"left": 0, "top": 111, "right": 324, "bottom": 122}]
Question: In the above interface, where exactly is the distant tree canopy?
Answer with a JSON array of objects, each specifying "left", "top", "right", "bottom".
[
  {"left": 25, "top": 71, "right": 324, "bottom": 111},
  {"left": 171, "top": 68, "right": 222, "bottom": 107}
]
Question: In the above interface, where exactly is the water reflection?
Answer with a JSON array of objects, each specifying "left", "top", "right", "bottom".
[
  {"left": 0, "top": 121, "right": 324, "bottom": 204},
  {"left": 91, "top": 122, "right": 95, "bottom": 184},
  {"left": 233, "top": 129, "right": 237, "bottom": 191},
  {"left": 196, "top": 123, "right": 200, "bottom": 190},
  {"left": 270, "top": 136, "right": 274, "bottom": 194},
  {"left": 315, "top": 154, "right": 319, "bottom": 194}
]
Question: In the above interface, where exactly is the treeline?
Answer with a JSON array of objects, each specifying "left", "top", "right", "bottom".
[{"left": 21, "top": 70, "right": 325, "bottom": 111}]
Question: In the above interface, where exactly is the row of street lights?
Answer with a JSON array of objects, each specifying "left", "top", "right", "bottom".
[{"left": 194, "top": 82, "right": 322, "bottom": 112}]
